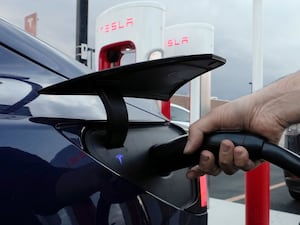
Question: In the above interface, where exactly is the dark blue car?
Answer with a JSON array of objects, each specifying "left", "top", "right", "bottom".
[{"left": 0, "top": 18, "right": 226, "bottom": 225}]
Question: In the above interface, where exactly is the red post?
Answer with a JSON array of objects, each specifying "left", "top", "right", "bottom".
[
  {"left": 245, "top": 162, "right": 270, "bottom": 225},
  {"left": 161, "top": 100, "right": 171, "bottom": 119}
]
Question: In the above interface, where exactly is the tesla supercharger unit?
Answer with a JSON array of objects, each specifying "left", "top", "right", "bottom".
[
  {"left": 164, "top": 23, "right": 214, "bottom": 209},
  {"left": 95, "top": 1, "right": 165, "bottom": 71},
  {"left": 164, "top": 23, "right": 214, "bottom": 121}
]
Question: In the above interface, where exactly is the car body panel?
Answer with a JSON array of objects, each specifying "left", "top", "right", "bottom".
[{"left": 0, "top": 18, "right": 226, "bottom": 224}]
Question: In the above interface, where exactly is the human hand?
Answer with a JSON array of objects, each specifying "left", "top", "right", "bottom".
[
  {"left": 184, "top": 88, "right": 289, "bottom": 178},
  {"left": 186, "top": 139, "right": 262, "bottom": 179}
]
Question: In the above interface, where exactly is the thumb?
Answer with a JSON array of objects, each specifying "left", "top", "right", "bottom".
[{"left": 184, "top": 112, "right": 220, "bottom": 154}]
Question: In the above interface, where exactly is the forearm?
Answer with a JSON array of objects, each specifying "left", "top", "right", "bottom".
[
  {"left": 251, "top": 71, "right": 300, "bottom": 126},
  {"left": 253, "top": 71, "right": 300, "bottom": 100},
  {"left": 204, "top": 71, "right": 300, "bottom": 142}
]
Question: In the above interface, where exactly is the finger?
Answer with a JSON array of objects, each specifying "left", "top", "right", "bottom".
[
  {"left": 199, "top": 150, "right": 221, "bottom": 176},
  {"left": 233, "top": 146, "right": 257, "bottom": 171},
  {"left": 184, "top": 126, "right": 204, "bottom": 154},
  {"left": 219, "top": 140, "right": 238, "bottom": 175},
  {"left": 184, "top": 116, "right": 219, "bottom": 154},
  {"left": 186, "top": 165, "right": 206, "bottom": 179},
  {"left": 186, "top": 150, "right": 221, "bottom": 179}
]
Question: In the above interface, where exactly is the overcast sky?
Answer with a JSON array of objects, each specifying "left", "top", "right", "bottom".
[{"left": 1, "top": 0, "right": 300, "bottom": 100}]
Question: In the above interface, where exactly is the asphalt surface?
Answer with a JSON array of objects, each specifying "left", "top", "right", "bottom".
[{"left": 208, "top": 163, "right": 300, "bottom": 215}]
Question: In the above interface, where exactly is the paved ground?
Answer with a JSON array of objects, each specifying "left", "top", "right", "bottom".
[
  {"left": 207, "top": 163, "right": 300, "bottom": 224},
  {"left": 208, "top": 198, "right": 299, "bottom": 225}
]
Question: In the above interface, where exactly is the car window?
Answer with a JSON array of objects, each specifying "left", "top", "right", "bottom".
[{"left": 0, "top": 45, "right": 165, "bottom": 121}]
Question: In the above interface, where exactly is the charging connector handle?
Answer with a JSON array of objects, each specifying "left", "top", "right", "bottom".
[{"left": 149, "top": 131, "right": 300, "bottom": 177}]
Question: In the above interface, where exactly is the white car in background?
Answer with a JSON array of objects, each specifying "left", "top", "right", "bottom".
[{"left": 170, "top": 103, "right": 190, "bottom": 131}]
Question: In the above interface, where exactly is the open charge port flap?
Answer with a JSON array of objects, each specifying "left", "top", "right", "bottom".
[{"left": 39, "top": 54, "right": 225, "bottom": 149}]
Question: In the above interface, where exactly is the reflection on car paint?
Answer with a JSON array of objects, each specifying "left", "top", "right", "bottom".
[{"left": 0, "top": 74, "right": 42, "bottom": 115}]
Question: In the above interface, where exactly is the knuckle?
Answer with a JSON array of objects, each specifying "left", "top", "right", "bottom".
[{"left": 223, "top": 168, "right": 237, "bottom": 175}]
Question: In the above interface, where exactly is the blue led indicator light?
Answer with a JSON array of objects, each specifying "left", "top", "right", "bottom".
[{"left": 115, "top": 154, "right": 124, "bottom": 165}]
